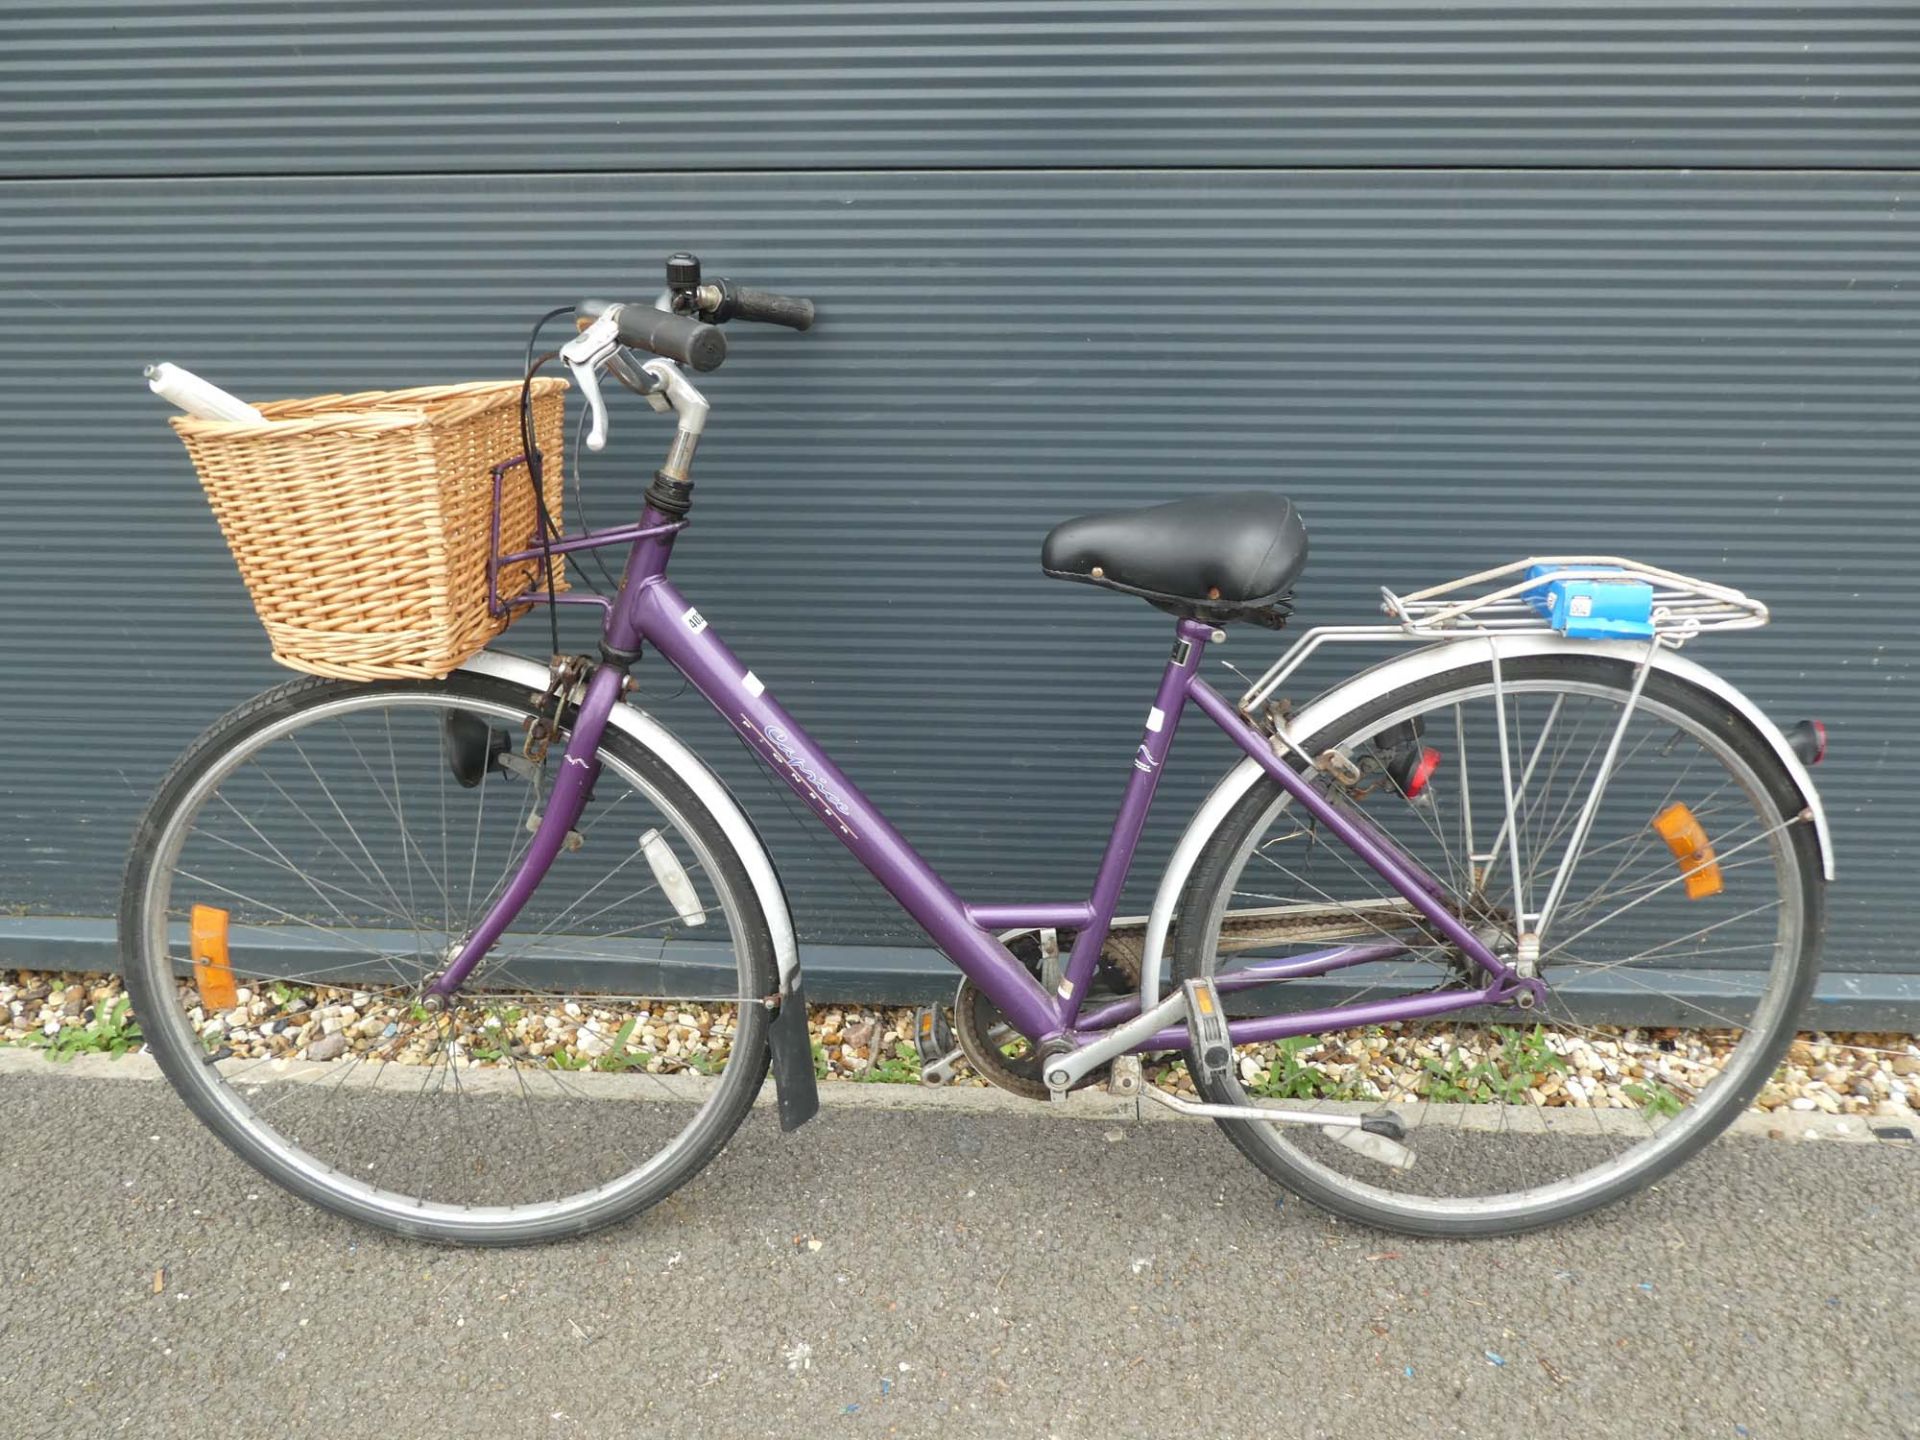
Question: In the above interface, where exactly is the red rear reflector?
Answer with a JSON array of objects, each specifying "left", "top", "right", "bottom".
[
  {"left": 1404, "top": 746, "right": 1442, "bottom": 799},
  {"left": 1785, "top": 719, "right": 1826, "bottom": 766}
]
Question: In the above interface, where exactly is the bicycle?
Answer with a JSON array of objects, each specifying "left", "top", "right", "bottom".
[{"left": 122, "top": 254, "right": 1833, "bottom": 1244}]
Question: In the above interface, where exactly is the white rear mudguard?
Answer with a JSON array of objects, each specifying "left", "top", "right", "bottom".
[{"left": 1138, "top": 637, "right": 1835, "bottom": 1002}]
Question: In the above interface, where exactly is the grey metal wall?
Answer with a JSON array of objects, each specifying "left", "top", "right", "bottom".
[
  {"left": 7, "top": 2, "right": 1916, "bottom": 170},
  {"left": 2, "top": 4, "right": 1915, "bottom": 1007}
]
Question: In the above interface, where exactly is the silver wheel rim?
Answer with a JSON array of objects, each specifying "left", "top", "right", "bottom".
[
  {"left": 1199, "top": 675, "right": 1806, "bottom": 1223},
  {"left": 135, "top": 687, "right": 761, "bottom": 1236}
]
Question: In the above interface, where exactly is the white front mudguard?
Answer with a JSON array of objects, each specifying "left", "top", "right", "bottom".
[{"left": 457, "top": 650, "right": 800, "bottom": 992}]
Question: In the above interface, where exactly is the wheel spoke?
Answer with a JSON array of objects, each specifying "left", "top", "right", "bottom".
[
  {"left": 1178, "top": 660, "right": 1809, "bottom": 1228},
  {"left": 129, "top": 685, "right": 770, "bottom": 1238}
]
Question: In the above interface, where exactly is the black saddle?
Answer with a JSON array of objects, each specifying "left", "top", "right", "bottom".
[{"left": 1040, "top": 492, "right": 1308, "bottom": 626}]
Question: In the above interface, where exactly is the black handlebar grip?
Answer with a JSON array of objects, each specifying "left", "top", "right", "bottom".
[
  {"left": 577, "top": 298, "right": 728, "bottom": 372},
  {"left": 614, "top": 304, "right": 728, "bottom": 372},
  {"left": 730, "top": 285, "right": 815, "bottom": 332}
]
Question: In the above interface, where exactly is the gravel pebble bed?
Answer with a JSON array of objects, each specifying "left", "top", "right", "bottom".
[{"left": 5, "top": 969, "right": 1918, "bottom": 1116}]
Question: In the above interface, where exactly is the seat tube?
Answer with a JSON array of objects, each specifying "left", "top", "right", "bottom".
[{"left": 1056, "top": 617, "right": 1214, "bottom": 1022}]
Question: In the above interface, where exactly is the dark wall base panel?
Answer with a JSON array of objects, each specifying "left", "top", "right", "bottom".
[{"left": 11, "top": 917, "right": 1913, "bottom": 1031}]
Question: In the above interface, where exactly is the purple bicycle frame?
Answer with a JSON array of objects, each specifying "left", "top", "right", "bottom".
[{"left": 427, "top": 498, "right": 1544, "bottom": 1055}]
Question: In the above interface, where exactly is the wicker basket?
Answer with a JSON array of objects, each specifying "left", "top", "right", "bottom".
[{"left": 170, "top": 378, "right": 569, "bottom": 680}]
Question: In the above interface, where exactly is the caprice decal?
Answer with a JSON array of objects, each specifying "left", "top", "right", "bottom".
[{"left": 738, "top": 714, "right": 859, "bottom": 840}]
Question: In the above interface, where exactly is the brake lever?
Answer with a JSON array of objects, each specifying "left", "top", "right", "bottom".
[{"left": 558, "top": 311, "right": 623, "bottom": 451}]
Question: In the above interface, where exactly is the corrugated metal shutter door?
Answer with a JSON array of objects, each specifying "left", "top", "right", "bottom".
[
  {"left": 0, "top": 6, "right": 1912, "bottom": 1011},
  {"left": 6, "top": 3, "right": 1916, "bottom": 171}
]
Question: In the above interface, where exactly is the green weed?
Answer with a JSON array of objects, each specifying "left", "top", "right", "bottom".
[
  {"left": 1417, "top": 1025, "right": 1568, "bottom": 1103},
  {"left": 1245, "top": 1036, "right": 1344, "bottom": 1101},
  {"left": 860, "top": 1040, "right": 923, "bottom": 1084},
  {"left": 1623, "top": 1080, "right": 1684, "bottom": 1118},
  {"left": 23, "top": 996, "right": 143, "bottom": 1062}
]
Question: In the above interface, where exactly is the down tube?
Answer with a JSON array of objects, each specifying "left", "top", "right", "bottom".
[{"left": 631, "top": 579, "right": 1064, "bottom": 1039}]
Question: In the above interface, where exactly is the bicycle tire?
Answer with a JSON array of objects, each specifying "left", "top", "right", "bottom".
[
  {"left": 119, "top": 671, "right": 778, "bottom": 1245},
  {"left": 1171, "top": 653, "right": 1824, "bottom": 1237}
]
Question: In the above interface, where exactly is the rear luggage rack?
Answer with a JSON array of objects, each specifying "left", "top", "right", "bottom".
[
  {"left": 1237, "top": 557, "right": 1768, "bottom": 716},
  {"left": 1381, "top": 557, "right": 1768, "bottom": 642}
]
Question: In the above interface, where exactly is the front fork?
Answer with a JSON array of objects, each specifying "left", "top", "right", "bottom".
[
  {"left": 422, "top": 354, "right": 710, "bottom": 1005},
  {"left": 422, "top": 661, "right": 626, "bottom": 1001}
]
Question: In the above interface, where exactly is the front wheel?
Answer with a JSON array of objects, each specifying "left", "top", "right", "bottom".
[
  {"left": 120, "top": 672, "right": 779, "bottom": 1245},
  {"left": 1171, "top": 654, "right": 1824, "bottom": 1237}
]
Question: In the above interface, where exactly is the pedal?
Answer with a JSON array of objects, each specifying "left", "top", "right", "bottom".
[
  {"left": 912, "top": 1006, "right": 959, "bottom": 1086},
  {"left": 1181, "top": 977, "right": 1232, "bottom": 1089},
  {"left": 1107, "top": 1053, "right": 1142, "bottom": 1098},
  {"left": 1327, "top": 1109, "right": 1416, "bottom": 1171},
  {"left": 920, "top": 1047, "right": 964, "bottom": 1086}
]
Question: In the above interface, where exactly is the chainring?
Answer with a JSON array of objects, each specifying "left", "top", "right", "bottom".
[
  {"left": 954, "top": 930, "right": 1135, "bottom": 1099},
  {"left": 952, "top": 977, "right": 1055, "bottom": 1100}
]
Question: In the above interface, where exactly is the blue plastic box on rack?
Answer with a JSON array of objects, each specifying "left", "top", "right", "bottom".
[{"left": 1522, "top": 564, "right": 1656, "bottom": 640}]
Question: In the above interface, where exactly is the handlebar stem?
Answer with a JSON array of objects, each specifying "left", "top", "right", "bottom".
[
  {"left": 640, "top": 358, "right": 709, "bottom": 482},
  {"left": 640, "top": 359, "right": 709, "bottom": 435}
]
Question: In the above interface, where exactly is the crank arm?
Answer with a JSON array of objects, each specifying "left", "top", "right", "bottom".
[
  {"left": 920, "top": 1046, "right": 965, "bottom": 1086},
  {"left": 920, "top": 1022, "right": 1016, "bottom": 1086}
]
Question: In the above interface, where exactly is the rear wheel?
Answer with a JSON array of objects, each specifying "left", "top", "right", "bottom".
[
  {"left": 120, "top": 672, "right": 777, "bottom": 1245},
  {"left": 1171, "top": 654, "right": 1823, "bottom": 1237}
]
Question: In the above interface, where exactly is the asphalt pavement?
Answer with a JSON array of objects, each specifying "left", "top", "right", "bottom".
[{"left": 1, "top": 1061, "right": 1915, "bottom": 1439}]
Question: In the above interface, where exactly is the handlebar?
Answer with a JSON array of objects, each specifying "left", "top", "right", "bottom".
[
  {"left": 699, "top": 279, "right": 815, "bottom": 332},
  {"left": 575, "top": 298, "right": 728, "bottom": 372},
  {"left": 663, "top": 251, "right": 816, "bottom": 332},
  {"left": 562, "top": 257, "right": 815, "bottom": 458}
]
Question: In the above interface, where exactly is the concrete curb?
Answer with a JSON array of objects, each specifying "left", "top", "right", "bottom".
[{"left": 2, "top": 1046, "right": 1907, "bottom": 1144}]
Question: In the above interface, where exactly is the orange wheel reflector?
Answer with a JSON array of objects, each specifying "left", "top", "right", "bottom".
[
  {"left": 189, "top": 903, "right": 239, "bottom": 1010},
  {"left": 1652, "top": 803, "right": 1724, "bottom": 901}
]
